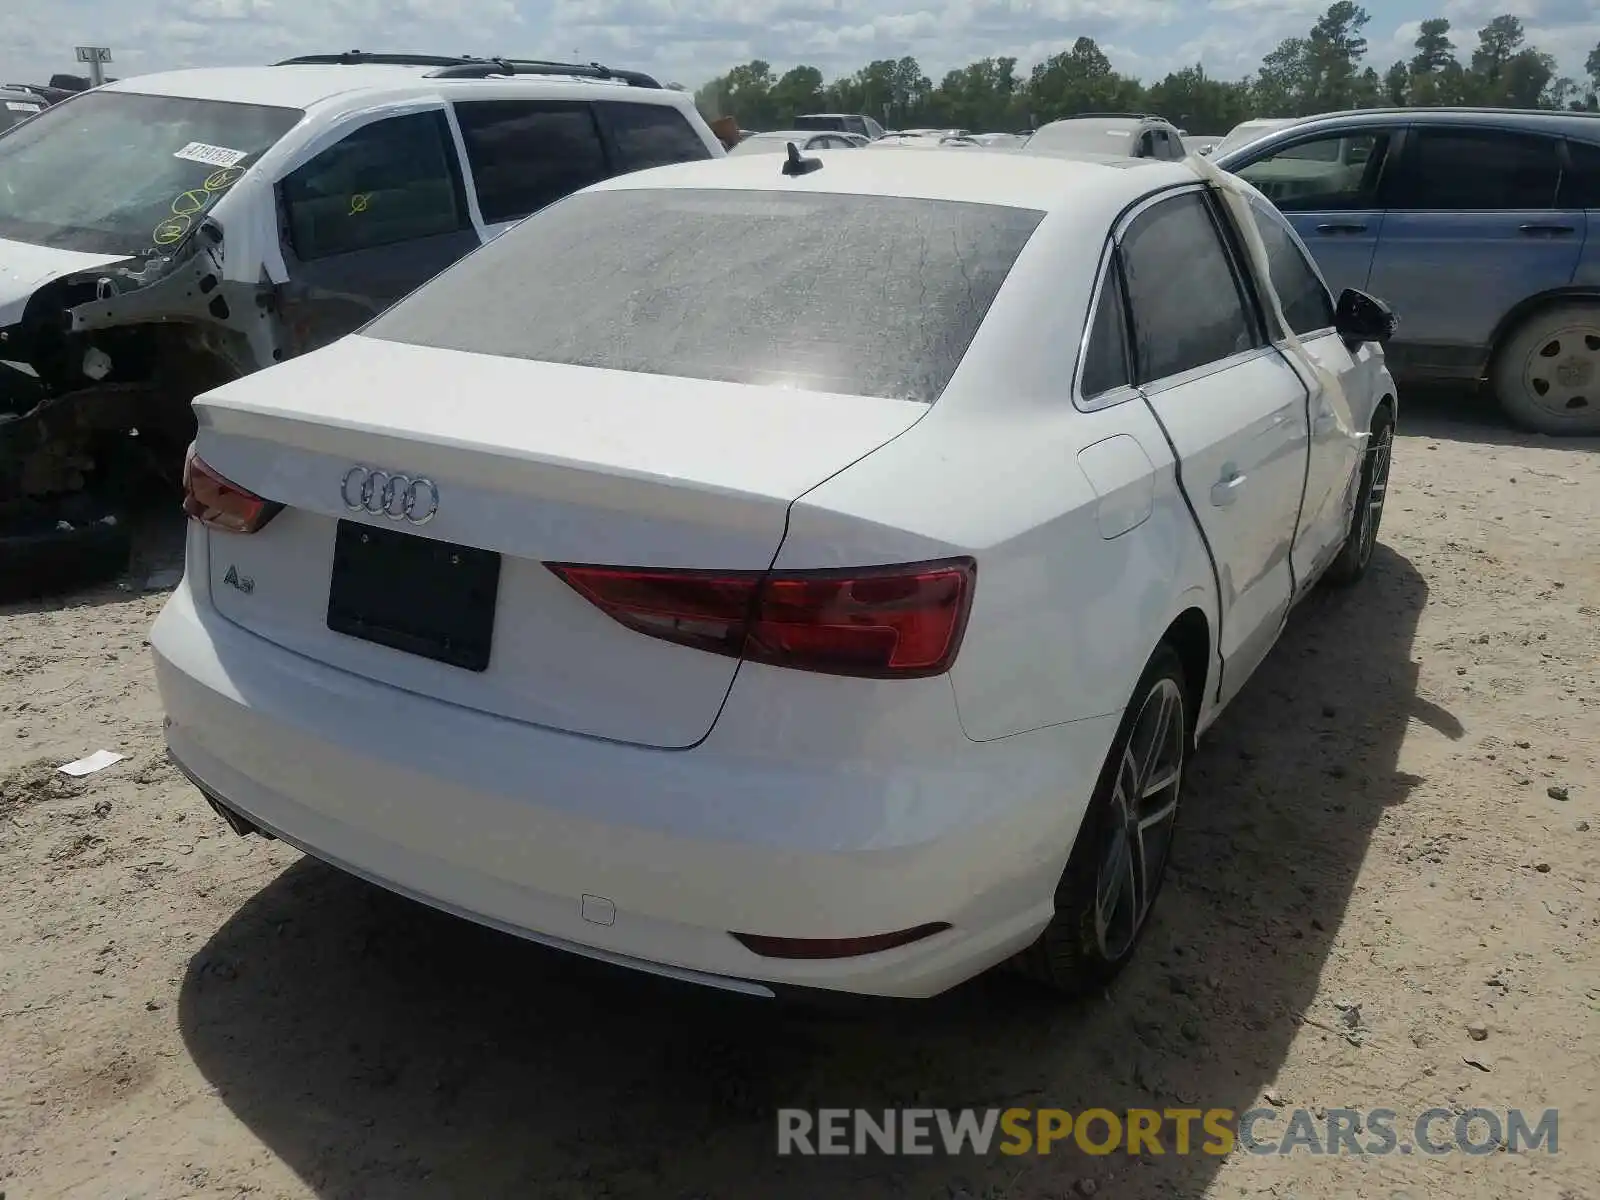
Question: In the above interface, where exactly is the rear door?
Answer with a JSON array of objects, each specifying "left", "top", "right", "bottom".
[
  {"left": 1231, "top": 125, "right": 1401, "bottom": 301},
  {"left": 1123, "top": 189, "right": 1311, "bottom": 705},
  {"left": 1365, "top": 124, "right": 1580, "bottom": 378},
  {"left": 274, "top": 110, "right": 480, "bottom": 356}
]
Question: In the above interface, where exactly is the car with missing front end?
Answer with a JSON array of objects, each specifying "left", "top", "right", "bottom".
[
  {"left": 0, "top": 51, "right": 723, "bottom": 598},
  {"left": 153, "top": 146, "right": 1398, "bottom": 1000}
]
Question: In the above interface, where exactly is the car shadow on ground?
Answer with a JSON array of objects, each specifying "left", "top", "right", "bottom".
[
  {"left": 177, "top": 544, "right": 1450, "bottom": 1199},
  {"left": 1400, "top": 383, "right": 1600, "bottom": 453}
]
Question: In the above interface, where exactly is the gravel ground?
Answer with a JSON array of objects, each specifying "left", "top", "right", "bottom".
[{"left": 2, "top": 392, "right": 1597, "bottom": 1200}]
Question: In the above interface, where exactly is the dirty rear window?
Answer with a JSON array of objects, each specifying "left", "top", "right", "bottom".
[
  {"left": 0, "top": 90, "right": 302, "bottom": 256},
  {"left": 366, "top": 187, "right": 1044, "bottom": 403}
]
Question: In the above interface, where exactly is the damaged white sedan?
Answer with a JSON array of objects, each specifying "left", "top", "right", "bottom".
[
  {"left": 154, "top": 147, "right": 1399, "bottom": 999},
  {"left": 0, "top": 52, "right": 723, "bottom": 595}
]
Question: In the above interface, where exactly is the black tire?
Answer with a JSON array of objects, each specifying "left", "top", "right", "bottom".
[
  {"left": 1491, "top": 303, "right": 1600, "bottom": 436},
  {"left": 1324, "top": 406, "right": 1394, "bottom": 588},
  {"left": 1011, "top": 645, "right": 1188, "bottom": 995},
  {"left": 0, "top": 499, "right": 131, "bottom": 603}
]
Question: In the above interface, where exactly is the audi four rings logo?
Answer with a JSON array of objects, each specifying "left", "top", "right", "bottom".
[{"left": 340, "top": 466, "right": 440, "bottom": 525}]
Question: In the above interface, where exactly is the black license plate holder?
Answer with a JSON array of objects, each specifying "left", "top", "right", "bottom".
[{"left": 327, "top": 520, "right": 501, "bottom": 672}]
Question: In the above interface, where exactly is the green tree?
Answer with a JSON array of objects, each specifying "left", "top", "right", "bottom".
[
  {"left": 932, "top": 57, "right": 1023, "bottom": 131},
  {"left": 1383, "top": 60, "right": 1409, "bottom": 105},
  {"left": 1253, "top": 37, "right": 1312, "bottom": 115},
  {"left": 1410, "top": 17, "right": 1455, "bottom": 74},
  {"left": 1145, "top": 64, "right": 1254, "bottom": 133},
  {"left": 694, "top": 59, "right": 778, "bottom": 127},
  {"left": 1304, "top": 2, "right": 1372, "bottom": 111},
  {"left": 1028, "top": 36, "right": 1145, "bottom": 122},
  {"left": 768, "top": 64, "right": 824, "bottom": 124}
]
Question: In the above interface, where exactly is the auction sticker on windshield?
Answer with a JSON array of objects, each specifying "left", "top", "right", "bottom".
[
  {"left": 173, "top": 141, "right": 248, "bottom": 168},
  {"left": 6, "top": 102, "right": 41, "bottom": 113}
]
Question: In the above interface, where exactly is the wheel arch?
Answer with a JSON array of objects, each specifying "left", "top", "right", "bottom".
[
  {"left": 1160, "top": 604, "right": 1212, "bottom": 745},
  {"left": 1485, "top": 287, "right": 1600, "bottom": 375}
]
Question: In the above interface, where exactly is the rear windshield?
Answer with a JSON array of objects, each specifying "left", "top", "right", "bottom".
[
  {"left": 367, "top": 187, "right": 1044, "bottom": 404},
  {"left": 792, "top": 115, "right": 846, "bottom": 131},
  {"left": 0, "top": 90, "right": 302, "bottom": 255}
]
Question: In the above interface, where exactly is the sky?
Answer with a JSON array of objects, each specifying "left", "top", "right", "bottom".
[{"left": 3, "top": 0, "right": 1598, "bottom": 98}]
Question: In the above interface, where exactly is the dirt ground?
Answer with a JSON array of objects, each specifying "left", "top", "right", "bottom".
[{"left": 2, "top": 391, "right": 1597, "bottom": 1200}]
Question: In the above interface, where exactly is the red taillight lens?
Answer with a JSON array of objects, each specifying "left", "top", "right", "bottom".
[
  {"left": 547, "top": 557, "right": 975, "bottom": 678},
  {"left": 181, "top": 450, "right": 282, "bottom": 534}
]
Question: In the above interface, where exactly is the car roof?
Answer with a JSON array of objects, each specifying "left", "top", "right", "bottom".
[
  {"left": 593, "top": 145, "right": 1192, "bottom": 213},
  {"left": 1243, "top": 107, "right": 1600, "bottom": 141},
  {"left": 101, "top": 64, "right": 690, "bottom": 112}
]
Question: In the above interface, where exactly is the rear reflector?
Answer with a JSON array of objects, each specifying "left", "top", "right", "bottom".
[
  {"left": 731, "top": 922, "right": 951, "bottom": 960},
  {"left": 182, "top": 449, "right": 282, "bottom": 534},
  {"left": 547, "top": 557, "right": 975, "bottom": 678}
]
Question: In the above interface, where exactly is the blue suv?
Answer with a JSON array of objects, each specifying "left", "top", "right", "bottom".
[{"left": 1217, "top": 108, "right": 1600, "bottom": 435}]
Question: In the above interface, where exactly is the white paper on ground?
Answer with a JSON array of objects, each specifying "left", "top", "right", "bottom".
[{"left": 59, "top": 749, "right": 127, "bottom": 777}]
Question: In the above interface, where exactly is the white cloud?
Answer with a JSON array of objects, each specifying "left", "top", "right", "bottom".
[{"left": 0, "top": 0, "right": 1593, "bottom": 93}]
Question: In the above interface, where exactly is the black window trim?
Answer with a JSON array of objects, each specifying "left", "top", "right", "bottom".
[
  {"left": 1384, "top": 120, "right": 1568, "bottom": 212},
  {"left": 1115, "top": 183, "right": 1276, "bottom": 392},
  {"left": 1072, "top": 236, "right": 1140, "bottom": 412},
  {"left": 275, "top": 106, "right": 471, "bottom": 264},
  {"left": 1242, "top": 193, "right": 1338, "bottom": 339}
]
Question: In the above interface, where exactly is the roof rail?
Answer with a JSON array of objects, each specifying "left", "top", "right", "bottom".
[
  {"left": 275, "top": 52, "right": 479, "bottom": 68},
  {"left": 1064, "top": 111, "right": 1157, "bottom": 121},
  {"left": 428, "top": 58, "right": 661, "bottom": 87},
  {"left": 272, "top": 51, "right": 661, "bottom": 88}
]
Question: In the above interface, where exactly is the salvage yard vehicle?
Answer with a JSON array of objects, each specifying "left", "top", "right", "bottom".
[
  {"left": 0, "top": 86, "right": 46, "bottom": 132},
  {"left": 1023, "top": 112, "right": 1188, "bottom": 161},
  {"left": 1217, "top": 107, "right": 1600, "bottom": 435},
  {"left": 0, "top": 51, "right": 723, "bottom": 596},
  {"left": 728, "top": 130, "right": 867, "bottom": 155},
  {"left": 154, "top": 148, "right": 1397, "bottom": 1000}
]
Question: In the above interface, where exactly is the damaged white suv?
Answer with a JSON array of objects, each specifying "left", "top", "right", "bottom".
[{"left": 0, "top": 52, "right": 722, "bottom": 595}]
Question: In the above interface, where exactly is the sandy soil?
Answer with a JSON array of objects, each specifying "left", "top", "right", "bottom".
[{"left": 2, "top": 393, "right": 1597, "bottom": 1200}]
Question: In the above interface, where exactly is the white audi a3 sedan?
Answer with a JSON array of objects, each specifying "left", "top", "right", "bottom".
[{"left": 152, "top": 148, "right": 1398, "bottom": 999}]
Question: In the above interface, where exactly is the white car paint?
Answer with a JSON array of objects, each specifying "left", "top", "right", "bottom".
[
  {"left": 0, "top": 235, "right": 128, "bottom": 326},
  {"left": 152, "top": 149, "right": 1396, "bottom": 998},
  {"left": 0, "top": 67, "right": 723, "bottom": 292}
]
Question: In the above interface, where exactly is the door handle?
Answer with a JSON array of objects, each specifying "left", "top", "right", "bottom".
[
  {"left": 1210, "top": 471, "right": 1247, "bottom": 507},
  {"left": 1315, "top": 222, "right": 1368, "bottom": 234},
  {"left": 1518, "top": 223, "right": 1576, "bottom": 236}
]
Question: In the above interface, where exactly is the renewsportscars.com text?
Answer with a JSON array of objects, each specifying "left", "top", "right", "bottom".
[{"left": 776, "top": 1107, "right": 1559, "bottom": 1157}]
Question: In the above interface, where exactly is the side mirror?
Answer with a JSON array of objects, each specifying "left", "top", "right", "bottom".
[{"left": 1335, "top": 287, "right": 1396, "bottom": 347}]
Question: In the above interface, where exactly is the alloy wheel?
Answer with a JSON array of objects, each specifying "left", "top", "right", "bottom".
[
  {"left": 1356, "top": 423, "right": 1392, "bottom": 568},
  {"left": 1094, "top": 676, "right": 1185, "bottom": 962}
]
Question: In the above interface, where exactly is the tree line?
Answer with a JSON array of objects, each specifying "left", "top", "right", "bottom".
[{"left": 693, "top": 2, "right": 1600, "bottom": 135}]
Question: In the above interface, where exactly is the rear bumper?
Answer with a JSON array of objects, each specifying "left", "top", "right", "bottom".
[{"left": 151, "top": 571, "right": 1118, "bottom": 998}]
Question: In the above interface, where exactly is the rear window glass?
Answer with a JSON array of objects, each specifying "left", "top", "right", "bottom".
[{"left": 366, "top": 187, "right": 1044, "bottom": 403}]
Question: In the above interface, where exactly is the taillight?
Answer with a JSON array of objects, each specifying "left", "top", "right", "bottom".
[
  {"left": 181, "top": 450, "right": 282, "bottom": 534},
  {"left": 547, "top": 557, "right": 975, "bottom": 678}
]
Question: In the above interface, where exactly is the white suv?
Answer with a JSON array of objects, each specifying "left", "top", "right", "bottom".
[{"left": 0, "top": 53, "right": 722, "bottom": 594}]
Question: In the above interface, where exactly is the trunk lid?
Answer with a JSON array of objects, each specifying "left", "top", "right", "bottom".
[{"left": 190, "top": 335, "right": 927, "bottom": 748}]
